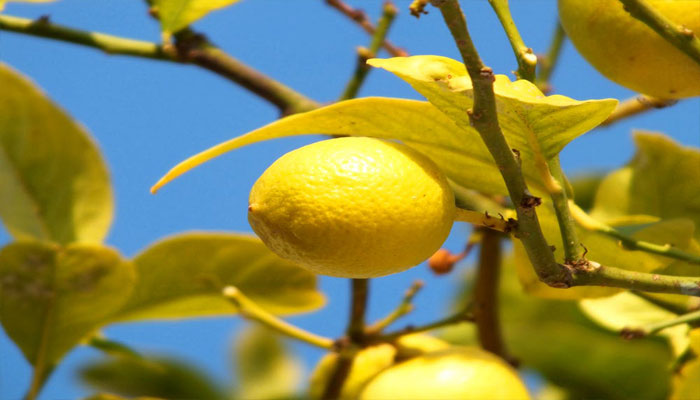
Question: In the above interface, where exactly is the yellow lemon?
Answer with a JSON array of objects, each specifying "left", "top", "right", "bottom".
[
  {"left": 559, "top": 0, "right": 700, "bottom": 98},
  {"left": 359, "top": 347, "right": 531, "bottom": 400},
  {"left": 248, "top": 137, "right": 455, "bottom": 278}
]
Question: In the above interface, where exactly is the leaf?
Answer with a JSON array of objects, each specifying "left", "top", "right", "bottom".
[
  {"left": 152, "top": 97, "right": 534, "bottom": 196},
  {"left": 671, "top": 358, "right": 700, "bottom": 400},
  {"left": 445, "top": 258, "right": 672, "bottom": 400},
  {"left": 112, "top": 232, "right": 325, "bottom": 321},
  {"left": 80, "top": 354, "right": 223, "bottom": 400},
  {"left": 0, "top": 0, "right": 55, "bottom": 10},
  {"left": 0, "top": 241, "right": 135, "bottom": 366},
  {"left": 592, "top": 132, "right": 700, "bottom": 240},
  {"left": 235, "top": 325, "right": 303, "bottom": 400},
  {"left": 367, "top": 56, "right": 617, "bottom": 169},
  {"left": 153, "top": 0, "right": 241, "bottom": 36},
  {"left": 580, "top": 292, "right": 690, "bottom": 357},
  {"left": 0, "top": 63, "right": 113, "bottom": 245}
]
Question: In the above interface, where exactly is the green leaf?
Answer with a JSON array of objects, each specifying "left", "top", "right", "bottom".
[
  {"left": 153, "top": 0, "right": 241, "bottom": 36},
  {"left": 0, "top": 63, "right": 113, "bottom": 245},
  {"left": 235, "top": 325, "right": 303, "bottom": 400},
  {"left": 80, "top": 354, "right": 224, "bottom": 400},
  {"left": 112, "top": 232, "right": 325, "bottom": 321},
  {"left": 592, "top": 132, "right": 700, "bottom": 240},
  {"left": 580, "top": 292, "right": 690, "bottom": 357},
  {"left": 569, "top": 173, "right": 606, "bottom": 211},
  {"left": 367, "top": 56, "right": 617, "bottom": 173},
  {"left": 0, "top": 241, "right": 135, "bottom": 366},
  {"left": 152, "top": 97, "right": 524, "bottom": 196}
]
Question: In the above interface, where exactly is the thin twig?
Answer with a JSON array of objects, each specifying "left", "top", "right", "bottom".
[
  {"left": 454, "top": 208, "right": 516, "bottom": 233},
  {"left": 377, "top": 303, "right": 474, "bottom": 342},
  {"left": 222, "top": 286, "right": 334, "bottom": 349},
  {"left": 535, "top": 22, "right": 566, "bottom": 93},
  {"left": 618, "top": 0, "right": 700, "bottom": 65},
  {"left": 570, "top": 202, "right": 700, "bottom": 265},
  {"left": 325, "top": 0, "right": 408, "bottom": 57},
  {"left": 547, "top": 156, "right": 582, "bottom": 263},
  {"left": 570, "top": 263, "right": 700, "bottom": 296},
  {"left": 367, "top": 280, "right": 424, "bottom": 333},
  {"left": 622, "top": 309, "right": 700, "bottom": 339},
  {"left": 0, "top": 14, "right": 319, "bottom": 115},
  {"left": 601, "top": 95, "right": 678, "bottom": 126},
  {"left": 487, "top": 0, "right": 537, "bottom": 81},
  {"left": 340, "top": 2, "right": 398, "bottom": 100}
]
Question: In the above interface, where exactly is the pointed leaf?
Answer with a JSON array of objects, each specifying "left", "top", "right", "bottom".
[
  {"left": 154, "top": 0, "right": 241, "bottom": 35},
  {"left": 152, "top": 97, "right": 530, "bottom": 195},
  {"left": 113, "top": 232, "right": 325, "bottom": 321},
  {"left": 235, "top": 325, "right": 303, "bottom": 400},
  {"left": 580, "top": 292, "right": 690, "bottom": 357},
  {"left": 0, "top": 241, "right": 135, "bottom": 366},
  {"left": 0, "top": 63, "right": 113, "bottom": 244},
  {"left": 368, "top": 55, "right": 617, "bottom": 164}
]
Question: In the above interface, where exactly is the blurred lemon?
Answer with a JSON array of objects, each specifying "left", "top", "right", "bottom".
[
  {"left": 248, "top": 137, "right": 455, "bottom": 278},
  {"left": 559, "top": 0, "right": 700, "bottom": 98},
  {"left": 359, "top": 346, "right": 531, "bottom": 400}
]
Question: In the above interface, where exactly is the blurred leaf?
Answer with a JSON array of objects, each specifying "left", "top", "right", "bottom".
[
  {"left": 153, "top": 0, "right": 241, "bottom": 36},
  {"left": 0, "top": 241, "right": 135, "bottom": 366},
  {"left": 671, "top": 358, "right": 700, "bottom": 400},
  {"left": 569, "top": 173, "right": 605, "bottom": 211},
  {"left": 112, "top": 232, "right": 325, "bottom": 322},
  {"left": 368, "top": 55, "right": 616, "bottom": 163},
  {"left": 0, "top": 0, "right": 55, "bottom": 10},
  {"left": 235, "top": 325, "right": 303, "bottom": 400},
  {"left": 580, "top": 292, "right": 690, "bottom": 357},
  {"left": 0, "top": 63, "right": 113, "bottom": 245},
  {"left": 690, "top": 329, "right": 700, "bottom": 355},
  {"left": 80, "top": 354, "right": 223, "bottom": 400},
  {"left": 444, "top": 257, "right": 672, "bottom": 400},
  {"left": 592, "top": 132, "right": 700, "bottom": 240}
]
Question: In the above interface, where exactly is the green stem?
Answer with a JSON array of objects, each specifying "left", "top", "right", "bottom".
[
  {"left": 535, "top": 22, "right": 566, "bottom": 92},
  {"left": 377, "top": 304, "right": 474, "bottom": 342},
  {"left": 618, "top": 0, "right": 700, "bottom": 66},
  {"left": 570, "top": 202, "right": 700, "bottom": 265},
  {"left": 571, "top": 264, "right": 700, "bottom": 296},
  {"left": 642, "top": 309, "right": 700, "bottom": 335},
  {"left": 367, "top": 280, "right": 423, "bottom": 334},
  {"left": 340, "top": 2, "right": 398, "bottom": 100},
  {"left": 601, "top": 95, "right": 678, "bottom": 127},
  {"left": 222, "top": 286, "right": 333, "bottom": 349},
  {"left": 434, "top": 0, "right": 566, "bottom": 286},
  {"left": 548, "top": 157, "right": 582, "bottom": 263},
  {"left": 0, "top": 14, "right": 319, "bottom": 115},
  {"left": 487, "top": 0, "right": 537, "bottom": 81}
]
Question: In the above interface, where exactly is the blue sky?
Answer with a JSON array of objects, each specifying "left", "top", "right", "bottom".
[{"left": 1, "top": 0, "right": 699, "bottom": 398}]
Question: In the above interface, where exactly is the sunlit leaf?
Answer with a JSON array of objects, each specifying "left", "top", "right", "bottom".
[
  {"left": 112, "top": 232, "right": 325, "bottom": 321},
  {"left": 0, "top": 63, "right": 113, "bottom": 244},
  {"left": 368, "top": 55, "right": 617, "bottom": 170},
  {"left": 580, "top": 292, "right": 690, "bottom": 357},
  {"left": 80, "top": 354, "right": 223, "bottom": 400},
  {"left": 153, "top": 0, "right": 241, "bottom": 36},
  {"left": 0, "top": 0, "right": 55, "bottom": 11},
  {"left": 0, "top": 241, "right": 135, "bottom": 366},
  {"left": 671, "top": 358, "right": 700, "bottom": 400},
  {"left": 235, "top": 325, "right": 303, "bottom": 400},
  {"left": 444, "top": 258, "right": 672, "bottom": 400}
]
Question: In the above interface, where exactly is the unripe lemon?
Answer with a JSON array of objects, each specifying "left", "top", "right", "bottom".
[
  {"left": 308, "top": 334, "right": 449, "bottom": 400},
  {"left": 559, "top": 0, "right": 700, "bottom": 99},
  {"left": 359, "top": 347, "right": 531, "bottom": 400},
  {"left": 248, "top": 137, "right": 455, "bottom": 278}
]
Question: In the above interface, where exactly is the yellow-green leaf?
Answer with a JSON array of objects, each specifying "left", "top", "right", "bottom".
[
  {"left": 235, "top": 325, "right": 303, "bottom": 400},
  {"left": 152, "top": 97, "right": 530, "bottom": 195},
  {"left": 580, "top": 292, "right": 690, "bottom": 357},
  {"left": 368, "top": 55, "right": 617, "bottom": 165},
  {"left": 0, "top": 63, "right": 113, "bottom": 244},
  {"left": 671, "top": 358, "right": 700, "bottom": 400},
  {"left": 0, "top": 0, "right": 55, "bottom": 11},
  {"left": 0, "top": 241, "right": 135, "bottom": 366},
  {"left": 113, "top": 232, "right": 325, "bottom": 321},
  {"left": 153, "top": 0, "right": 241, "bottom": 36}
]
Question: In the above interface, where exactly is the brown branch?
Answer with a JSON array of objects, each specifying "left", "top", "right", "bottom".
[
  {"left": 325, "top": 0, "right": 408, "bottom": 57},
  {"left": 601, "top": 95, "right": 678, "bottom": 126}
]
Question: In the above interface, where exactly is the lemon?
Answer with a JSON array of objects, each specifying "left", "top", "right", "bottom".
[
  {"left": 248, "top": 137, "right": 455, "bottom": 278},
  {"left": 359, "top": 346, "right": 531, "bottom": 400},
  {"left": 559, "top": 0, "right": 700, "bottom": 99}
]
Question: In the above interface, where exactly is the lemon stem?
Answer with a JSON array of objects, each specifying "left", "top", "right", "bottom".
[
  {"left": 454, "top": 208, "right": 515, "bottom": 233},
  {"left": 222, "top": 286, "right": 334, "bottom": 349}
]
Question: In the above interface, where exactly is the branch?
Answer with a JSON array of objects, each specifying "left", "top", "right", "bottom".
[
  {"left": 621, "top": 309, "right": 700, "bottom": 338},
  {"left": 367, "top": 280, "right": 424, "bottom": 333},
  {"left": 340, "top": 2, "right": 398, "bottom": 100},
  {"left": 569, "top": 264, "right": 700, "bottom": 296},
  {"left": 325, "top": 0, "right": 408, "bottom": 57},
  {"left": 601, "top": 95, "right": 678, "bottom": 127},
  {"left": 377, "top": 302, "right": 474, "bottom": 342},
  {"left": 547, "top": 156, "right": 583, "bottom": 263},
  {"left": 222, "top": 286, "right": 334, "bottom": 349},
  {"left": 535, "top": 22, "right": 566, "bottom": 93},
  {"left": 454, "top": 208, "right": 516, "bottom": 233},
  {"left": 0, "top": 14, "right": 319, "bottom": 115},
  {"left": 618, "top": 0, "right": 700, "bottom": 66},
  {"left": 433, "top": 0, "right": 566, "bottom": 285},
  {"left": 486, "top": 0, "right": 537, "bottom": 81},
  {"left": 570, "top": 202, "right": 700, "bottom": 265}
]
